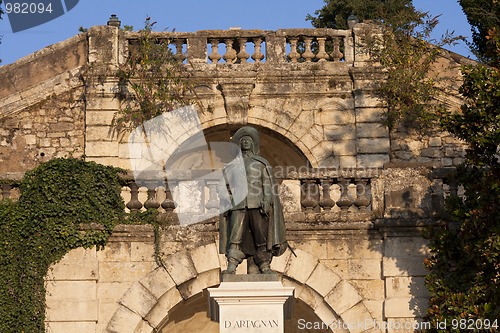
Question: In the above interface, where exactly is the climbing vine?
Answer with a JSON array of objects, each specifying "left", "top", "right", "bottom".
[{"left": 0, "top": 158, "right": 125, "bottom": 333}]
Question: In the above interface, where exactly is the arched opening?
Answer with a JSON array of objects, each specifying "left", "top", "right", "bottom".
[
  {"left": 160, "top": 291, "right": 333, "bottom": 333},
  {"left": 165, "top": 123, "right": 311, "bottom": 173}
]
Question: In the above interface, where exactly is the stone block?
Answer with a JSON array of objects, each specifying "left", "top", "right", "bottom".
[
  {"left": 339, "top": 302, "right": 375, "bottom": 333},
  {"left": 85, "top": 141, "right": 119, "bottom": 157},
  {"left": 145, "top": 287, "right": 184, "bottom": 328},
  {"left": 98, "top": 261, "right": 155, "bottom": 282},
  {"left": 356, "top": 107, "right": 386, "bottom": 123},
  {"left": 130, "top": 242, "right": 155, "bottom": 262},
  {"left": 292, "top": 239, "right": 327, "bottom": 260},
  {"left": 86, "top": 110, "right": 117, "bottom": 126},
  {"left": 86, "top": 96, "right": 120, "bottom": 111},
  {"left": 97, "top": 282, "right": 133, "bottom": 302},
  {"left": 46, "top": 280, "right": 96, "bottom": 301},
  {"left": 140, "top": 267, "right": 176, "bottom": 300},
  {"left": 45, "top": 300, "right": 97, "bottom": 322},
  {"left": 327, "top": 239, "right": 350, "bottom": 260},
  {"left": 162, "top": 250, "right": 197, "bottom": 285},
  {"left": 364, "top": 299, "right": 384, "bottom": 322},
  {"left": 331, "top": 140, "right": 357, "bottom": 156},
  {"left": 120, "top": 282, "right": 158, "bottom": 317},
  {"left": 384, "top": 237, "right": 430, "bottom": 258},
  {"left": 348, "top": 259, "right": 381, "bottom": 279},
  {"left": 385, "top": 298, "right": 429, "bottom": 317},
  {"left": 321, "top": 259, "right": 348, "bottom": 279},
  {"left": 135, "top": 320, "right": 155, "bottom": 333},
  {"left": 356, "top": 123, "right": 389, "bottom": 138},
  {"left": 386, "top": 277, "right": 429, "bottom": 298},
  {"left": 354, "top": 91, "right": 385, "bottom": 108},
  {"left": 45, "top": 322, "right": 96, "bottom": 333},
  {"left": 190, "top": 243, "right": 220, "bottom": 274},
  {"left": 325, "top": 280, "right": 363, "bottom": 315},
  {"left": 178, "top": 269, "right": 220, "bottom": 299},
  {"left": 357, "top": 154, "right": 390, "bottom": 168},
  {"left": 107, "top": 305, "right": 143, "bottom": 333},
  {"left": 285, "top": 248, "right": 318, "bottom": 284},
  {"left": 350, "top": 280, "right": 385, "bottom": 300},
  {"left": 270, "top": 248, "right": 291, "bottom": 274},
  {"left": 421, "top": 147, "right": 442, "bottom": 158},
  {"left": 428, "top": 137, "right": 442, "bottom": 147},
  {"left": 86, "top": 125, "right": 115, "bottom": 142},
  {"left": 357, "top": 138, "right": 390, "bottom": 154},
  {"left": 97, "top": 242, "right": 131, "bottom": 262},
  {"left": 319, "top": 110, "right": 356, "bottom": 125},
  {"left": 382, "top": 257, "right": 427, "bottom": 277},
  {"left": 47, "top": 247, "right": 98, "bottom": 281},
  {"left": 324, "top": 124, "right": 356, "bottom": 141},
  {"left": 305, "top": 262, "right": 342, "bottom": 297},
  {"left": 349, "top": 238, "right": 383, "bottom": 259},
  {"left": 340, "top": 155, "right": 357, "bottom": 168}
]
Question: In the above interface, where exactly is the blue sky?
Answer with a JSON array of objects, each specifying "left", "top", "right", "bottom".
[{"left": 0, "top": 0, "right": 473, "bottom": 66}]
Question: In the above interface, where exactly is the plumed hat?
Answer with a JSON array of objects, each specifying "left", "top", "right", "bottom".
[{"left": 231, "top": 126, "right": 260, "bottom": 154}]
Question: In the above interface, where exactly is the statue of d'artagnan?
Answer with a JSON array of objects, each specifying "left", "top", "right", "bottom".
[{"left": 219, "top": 126, "right": 288, "bottom": 274}]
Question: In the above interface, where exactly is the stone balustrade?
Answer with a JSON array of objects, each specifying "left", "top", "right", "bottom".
[
  {"left": 0, "top": 167, "right": 465, "bottom": 219},
  {"left": 125, "top": 28, "right": 353, "bottom": 65}
]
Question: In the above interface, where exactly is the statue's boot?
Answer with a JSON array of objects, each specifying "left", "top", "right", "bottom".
[
  {"left": 222, "top": 245, "right": 245, "bottom": 274},
  {"left": 247, "top": 257, "right": 260, "bottom": 274},
  {"left": 255, "top": 245, "right": 274, "bottom": 274}
]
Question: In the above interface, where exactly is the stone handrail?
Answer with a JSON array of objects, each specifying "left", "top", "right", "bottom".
[{"left": 125, "top": 28, "right": 354, "bottom": 65}]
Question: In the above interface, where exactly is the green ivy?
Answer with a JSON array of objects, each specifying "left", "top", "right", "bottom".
[{"left": 0, "top": 158, "right": 125, "bottom": 333}]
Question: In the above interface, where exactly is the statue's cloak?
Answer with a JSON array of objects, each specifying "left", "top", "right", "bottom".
[{"left": 219, "top": 155, "right": 287, "bottom": 257}]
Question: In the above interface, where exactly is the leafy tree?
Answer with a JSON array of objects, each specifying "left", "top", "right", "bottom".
[
  {"left": 308, "top": 0, "right": 461, "bottom": 129},
  {"left": 425, "top": 28, "right": 500, "bottom": 331},
  {"left": 458, "top": 0, "right": 500, "bottom": 66},
  {"left": 306, "top": 0, "right": 420, "bottom": 30}
]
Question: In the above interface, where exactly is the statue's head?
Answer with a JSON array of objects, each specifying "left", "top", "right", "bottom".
[{"left": 231, "top": 126, "right": 260, "bottom": 155}]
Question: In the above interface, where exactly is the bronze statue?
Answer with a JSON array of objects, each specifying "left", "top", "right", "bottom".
[{"left": 219, "top": 126, "right": 287, "bottom": 274}]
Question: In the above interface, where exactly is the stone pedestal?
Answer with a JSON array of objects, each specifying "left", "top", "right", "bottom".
[{"left": 208, "top": 275, "right": 294, "bottom": 333}]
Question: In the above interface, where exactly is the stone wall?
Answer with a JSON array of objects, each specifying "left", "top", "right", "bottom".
[{"left": 0, "top": 21, "right": 474, "bottom": 333}]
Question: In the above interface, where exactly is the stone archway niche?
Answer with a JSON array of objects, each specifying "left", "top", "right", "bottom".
[{"left": 160, "top": 292, "right": 333, "bottom": 333}]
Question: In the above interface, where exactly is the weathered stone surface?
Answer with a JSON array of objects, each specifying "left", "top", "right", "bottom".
[
  {"left": 47, "top": 247, "right": 98, "bottom": 281},
  {"left": 383, "top": 257, "right": 428, "bottom": 277},
  {"left": 285, "top": 248, "right": 318, "bottom": 283},
  {"left": 386, "top": 277, "right": 429, "bottom": 298},
  {"left": 162, "top": 250, "right": 197, "bottom": 285},
  {"left": 306, "top": 262, "right": 342, "bottom": 297},
  {"left": 325, "top": 280, "right": 363, "bottom": 315},
  {"left": 120, "top": 282, "right": 157, "bottom": 317},
  {"left": 385, "top": 297, "right": 429, "bottom": 317},
  {"left": 45, "top": 322, "right": 96, "bottom": 333}
]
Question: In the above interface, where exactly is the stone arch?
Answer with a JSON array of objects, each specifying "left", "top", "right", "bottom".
[
  {"left": 106, "top": 245, "right": 381, "bottom": 333},
  {"left": 198, "top": 106, "right": 324, "bottom": 168}
]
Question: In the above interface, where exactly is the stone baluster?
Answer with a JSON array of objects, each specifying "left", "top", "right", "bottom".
[
  {"left": 302, "top": 37, "right": 315, "bottom": 62},
  {"left": 208, "top": 39, "right": 221, "bottom": 64},
  {"left": 237, "top": 38, "right": 250, "bottom": 63},
  {"left": 319, "top": 179, "right": 335, "bottom": 211},
  {"left": 336, "top": 178, "right": 353, "bottom": 211},
  {"left": 126, "top": 181, "right": 143, "bottom": 212},
  {"left": 301, "top": 179, "right": 318, "bottom": 212},
  {"left": 223, "top": 39, "right": 237, "bottom": 64},
  {"left": 252, "top": 37, "right": 265, "bottom": 63},
  {"left": 144, "top": 186, "right": 161, "bottom": 210},
  {"left": 287, "top": 38, "right": 300, "bottom": 63},
  {"left": 331, "top": 37, "right": 344, "bottom": 61},
  {"left": 161, "top": 182, "right": 177, "bottom": 212},
  {"left": 205, "top": 180, "right": 220, "bottom": 211},
  {"left": 316, "top": 37, "right": 329, "bottom": 62},
  {"left": 173, "top": 39, "right": 187, "bottom": 63},
  {"left": 354, "top": 179, "right": 371, "bottom": 211},
  {"left": 1, "top": 184, "right": 12, "bottom": 199}
]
